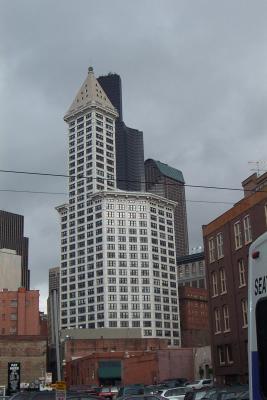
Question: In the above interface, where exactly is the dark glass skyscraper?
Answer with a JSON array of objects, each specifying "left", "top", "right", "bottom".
[
  {"left": 145, "top": 159, "right": 189, "bottom": 257},
  {"left": 98, "top": 73, "right": 145, "bottom": 191},
  {"left": 0, "top": 210, "right": 30, "bottom": 288}
]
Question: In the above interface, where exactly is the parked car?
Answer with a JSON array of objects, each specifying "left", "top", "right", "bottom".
[
  {"left": 147, "top": 386, "right": 169, "bottom": 394},
  {"left": 235, "top": 391, "right": 249, "bottom": 400},
  {"left": 160, "top": 387, "right": 189, "bottom": 400},
  {"left": 98, "top": 386, "right": 114, "bottom": 399},
  {"left": 144, "top": 386, "right": 163, "bottom": 395},
  {"left": 10, "top": 391, "right": 106, "bottom": 400},
  {"left": 110, "top": 387, "right": 119, "bottom": 398},
  {"left": 69, "top": 386, "right": 102, "bottom": 396},
  {"left": 118, "top": 395, "right": 162, "bottom": 400},
  {"left": 161, "top": 381, "right": 188, "bottom": 388},
  {"left": 184, "top": 390, "right": 210, "bottom": 400},
  {"left": 196, "top": 386, "right": 250, "bottom": 400},
  {"left": 185, "top": 381, "right": 213, "bottom": 391},
  {"left": 117, "top": 386, "right": 145, "bottom": 400}
]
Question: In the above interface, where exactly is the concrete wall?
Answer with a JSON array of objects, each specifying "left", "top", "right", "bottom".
[
  {"left": 158, "top": 349, "right": 194, "bottom": 381},
  {"left": 0, "top": 336, "right": 47, "bottom": 386},
  {"left": 0, "top": 249, "right": 21, "bottom": 291},
  {"left": 193, "top": 346, "right": 212, "bottom": 379}
]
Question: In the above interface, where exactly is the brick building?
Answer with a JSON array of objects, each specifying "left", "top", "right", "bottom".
[
  {"left": 179, "top": 286, "right": 210, "bottom": 347},
  {"left": 65, "top": 347, "right": 194, "bottom": 387},
  {"left": 202, "top": 172, "right": 267, "bottom": 384},
  {"left": 63, "top": 335, "right": 169, "bottom": 364},
  {"left": 0, "top": 288, "right": 41, "bottom": 336},
  {"left": 0, "top": 336, "right": 47, "bottom": 387}
]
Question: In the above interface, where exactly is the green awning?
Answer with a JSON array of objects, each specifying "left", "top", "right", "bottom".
[{"left": 98, "top": 361, "right": 121, "bottom": 379}]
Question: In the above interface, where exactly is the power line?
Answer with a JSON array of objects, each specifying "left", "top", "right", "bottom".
[
  {"left": 0, "top": 168, "right": 259, "bottom": 193},
  {"left": 186, "top": 200, "right": 233, "bottom": 205},
  {"left": 0, "top": 169, "right": 69, "bottom": 178},
  {"left": 0, "top": 188, "right": 235, "bottom": 205},
  {"left": 0, "top": 189, "right": 66, "bottom": 195}
]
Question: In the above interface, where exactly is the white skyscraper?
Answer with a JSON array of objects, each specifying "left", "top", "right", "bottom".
[{"left": 57, "top": 67, "right": 181, "bottom": 346}]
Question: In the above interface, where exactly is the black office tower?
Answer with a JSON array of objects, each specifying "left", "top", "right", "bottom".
[
  {"left": 98, "top": 74, "right": 145, "bottom": 191},
  {"left": 145, "top": 159, "right": 189, "bottom": 257},
  {"left": 0, "top": 210, "right": 30, "bottom": 288}
]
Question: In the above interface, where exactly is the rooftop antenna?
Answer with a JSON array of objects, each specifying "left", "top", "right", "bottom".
[{"left": 248, "top": 160, "right": 267, "bottom": 177}]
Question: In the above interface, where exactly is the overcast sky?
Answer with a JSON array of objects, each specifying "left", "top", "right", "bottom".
[{"left": 1, "top": 0, "right": 267, "bottom": 311}]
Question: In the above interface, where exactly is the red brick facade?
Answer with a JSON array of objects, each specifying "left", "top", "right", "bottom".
[
  {"left": 64, "top": 337, "right": 169, "bottom": 363},
  {"left": 0, "top": 336, "right": 47, "bottom": 386},
  {"left": 0, "top": 288, "right": 40, "bottom": 335},
  {"left": 179, "top": 287, "right": 210, "bottom": 347},
  {"left": 203, "top": 177, "right": 267, "bottom": 384},
  {"left": 65, "top": 347, "right": 194, "bottom": 386}
]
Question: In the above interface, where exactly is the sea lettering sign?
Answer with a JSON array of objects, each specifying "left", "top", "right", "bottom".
[{"left": 8, "top": 362, "right": 20, "bottom": 394}]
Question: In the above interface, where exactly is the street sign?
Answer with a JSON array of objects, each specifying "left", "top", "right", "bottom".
[
  {"left": 8, "top": 362, "right": 20, "bottom": 394},
  {"left": 55, "top": 381, "right": 66, "bottom": 391}
]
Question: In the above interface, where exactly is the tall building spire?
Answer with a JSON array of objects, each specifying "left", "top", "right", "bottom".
[{"left": 65, "top": 66, "right": 117, "bottom": 120}]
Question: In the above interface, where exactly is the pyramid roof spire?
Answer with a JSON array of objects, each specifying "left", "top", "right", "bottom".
[{"left": 64, "top": 66, "right": 118, "bottom": 120}]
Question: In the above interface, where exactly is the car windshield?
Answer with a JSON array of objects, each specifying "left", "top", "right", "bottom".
[
  {"left": 173, "top": 388, "right": 187, "bottom": 395},
  {"left": 221, "top": 394, "right": 237, "bottom": 400},
  {"left": 101, "top": 388, "right": 111, "bottom": 393},
  {"left": 125, "top": 388, "right": 144, "bottom": 395},
  {"left": 195, "top": 392, "right": 208, "bottom": 400}
]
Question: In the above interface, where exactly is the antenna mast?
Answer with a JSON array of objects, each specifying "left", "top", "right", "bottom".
[{"left": 248, "top": 160, "right": 267, "bottom": 176}]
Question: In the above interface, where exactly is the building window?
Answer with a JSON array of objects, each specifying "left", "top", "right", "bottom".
[
  {"left": 218, "top": 345, "right": 225, "bottom": 365},
  {"left": 226, "top": 344, "right": 233, "bottom": 364},
  {"left": 234, "top": 221, "right": 242, "bottom": 249},
  {"left": 220, "top": 268, "right": 227, "bottom": 294},
  {"left": 223, "top": 305, "right": 230, "bottom": 332},
  {"left": 211, "top": 271, "right": 218, "bottom": 297},
  {"left": 241, "top": 299, "right": 248, "bottom": 328},
  {"left": 238, "top": 259, "right": 246, "bottom": 287},
  {"left": 214, "top": 308, "right": 221, "bottom": 334},
  {"left": 243, "top": 215, "right": 252, "bottom": 244},
  {"left": 216, "top": 232, "right": 224, "bottom": 258},
  {"left": 208, "top": 237, "right": 215, "bottom": 263}
]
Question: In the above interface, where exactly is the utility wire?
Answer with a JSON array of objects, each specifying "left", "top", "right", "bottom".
[
  {"left": 0, "top": 168, "right": 265, "bottom": 194},
  {"left": 0, "top": 189, "right": 66, "bottom": 195},
  {"left": 0, "top": 188, "right": 235, "bottom": 205}
]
